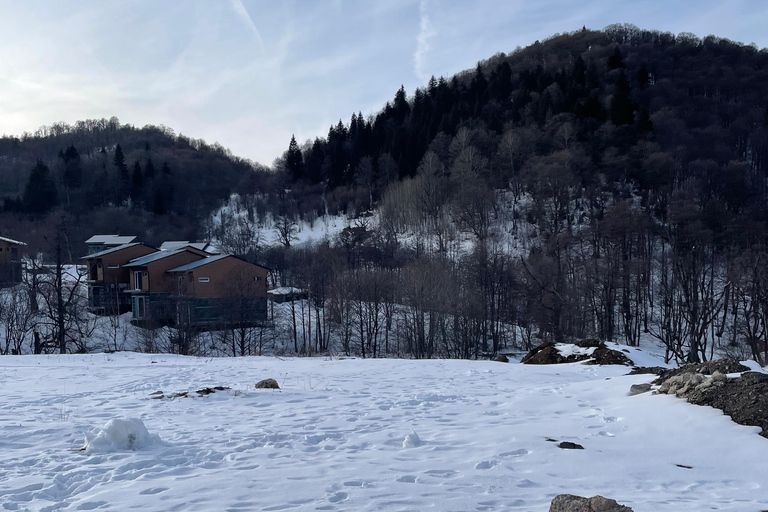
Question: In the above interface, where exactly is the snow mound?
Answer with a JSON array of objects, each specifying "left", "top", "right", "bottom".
[
  {"left": 83, "top": 418, "right": 161, "bottom": 453},
  {"left": 403, "top": 430, "right": 421, "bottom": 448}
]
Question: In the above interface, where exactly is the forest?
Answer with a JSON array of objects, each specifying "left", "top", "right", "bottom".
[{"left": 3, "top": 24, "right": 768, "bottom": 364}]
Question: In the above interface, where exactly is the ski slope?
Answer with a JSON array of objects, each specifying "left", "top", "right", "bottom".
[{"left": 1, "top": 352, "right": 766, "bottom": 511}]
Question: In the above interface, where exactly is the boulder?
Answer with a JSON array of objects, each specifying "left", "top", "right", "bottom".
[
  {"left": 583, "top": 346, "right": 634, "bottom": 366},
  {"left": 255, "top": 378, "right": 280, "bottom": 389},
  {"left": 549, "top": 494, "right": 633, "bottom": 512},
  {"left": 493, "top": 354, "right": 509, "bottom": 363},
  {"left": 557, "top": 441, "right": 584, "bottom": 450},
  {"left": 628, "top": 383, "right": 652, "bottom": 395},
  {"left": 521, "top": 343, "right": 589, "bottom": 365}
]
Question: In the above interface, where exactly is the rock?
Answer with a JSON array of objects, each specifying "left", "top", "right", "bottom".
[
  {"left": 575, "top": 339, "right": 603, "bottom": 348},
  {"left": 627, "top": 366, "right": 667, "bottom": 376},
  {"left": 196, "top": 386, "right": 230, "bottom": 396},
  {"left": 493, "top": 354, "right": 509, "bottom": 363},
  {"left": 255, "top": 378, "right": 280, "bottom": 389},
  {"left": 557, "top": 441, "right": 584, "bottom": 450},
  {"left": 654, "top": 358, "right": 750, "bottom": 385},
  {"left": 629, "top": 383, "right": 652, "bottom": 395},
  {"left": 549, "top": 494, "right": 633, "bottom": 512},
  {"left": 583, "top": 346, "right": 634, "bottom": 366}
]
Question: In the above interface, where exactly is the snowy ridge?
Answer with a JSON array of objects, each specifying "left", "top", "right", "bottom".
[{"left": 0, "top": 352, "right": 766, "bottom": 510}]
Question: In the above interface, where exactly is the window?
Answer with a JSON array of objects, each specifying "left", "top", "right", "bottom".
[
  {"left": 134, "top": 271, "right": 143, "bottom": 290},
  {"left": 134, "top": 296, "right": 147, "bottom": 319},
  {"left": 198, "top": 277, "right": 210, "bottom": 283},
  {"left": 107, "top": 264, "right": 119, "bottom": 269},
  {"left": 254, "top": 276, "right": 261, "bottom": 282}
]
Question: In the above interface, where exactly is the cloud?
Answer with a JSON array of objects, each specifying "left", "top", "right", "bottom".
[
  {"left": 413, "top": 0, "right": 436, "bottom": 83},
  {"left": 229, "top": 0, "right": 265, "bottom": 51}
]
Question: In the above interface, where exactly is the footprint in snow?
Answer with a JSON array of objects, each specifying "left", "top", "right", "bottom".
[{"left": 475, "top": 459, "right": 499, "bottom": 470}]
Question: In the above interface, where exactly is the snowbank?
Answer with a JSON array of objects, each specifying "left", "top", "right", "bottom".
[{"left": 83, "top": 418, "right": 161, "bottom": 453}]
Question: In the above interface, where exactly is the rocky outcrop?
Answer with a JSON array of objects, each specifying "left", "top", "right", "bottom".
[
  {"left": 654, "top": 359, "right": 768, "bottom": 438},
  {"left": 521, "top": 341, "right": 634, "bottom": 366},
  {"left": 549, "top": 494, "right": 633, "bottom": 511}
]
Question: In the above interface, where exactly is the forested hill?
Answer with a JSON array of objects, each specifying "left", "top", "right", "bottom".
[
  {"left": 0, "top": 118, "right": 268, "bottom": 252},
  {"left": 280, "top": 24, "right": 768, "bottom": 223}
]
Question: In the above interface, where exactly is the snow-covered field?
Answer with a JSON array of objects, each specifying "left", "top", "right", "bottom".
[{"left": 1, "top": 351, "right": 767, "bottom": 511}]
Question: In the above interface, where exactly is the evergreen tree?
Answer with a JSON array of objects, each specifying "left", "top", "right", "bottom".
[
  {"left": 131, "top": 160, "right": 143, "bottom": 203},
  {"left": 114, "top": 143, "right": 129, "bottom": 184},
  {"left": 286, "top": 135, "right": 304, "bottom": 181},
  {"left": 610, "top": 71, "right": 635, "bottom": 125},
  {"left": 61, "top": 144, "right": 82, "bottom": 188},
  {"left": 23, "top": 160, "right": 59, "bottom": 214},
  {"left": 607, "top": 47, "right": 625, "bottom": 70},
  {"left": 144, "top": 158, "right": 156, "bottom": 180}
]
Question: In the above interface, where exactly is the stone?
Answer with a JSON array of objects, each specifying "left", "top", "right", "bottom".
[
  {"left": 549, "top": 494, "right": 633, "bottom": 512},
  {"left": 557, "top": 441, "right": 584, "bottom": 450},
  {"left": 629, "top": 383, "right": 652, "bottom": 395},
  {"left": 255, "top": 378, "right": 280, "bottom": 389},
  {"left": 493, "top": 354, "right": 509, "bottom": 363},
  {"left": 575, "top": 339, "right": 603, "bottom": 348}
]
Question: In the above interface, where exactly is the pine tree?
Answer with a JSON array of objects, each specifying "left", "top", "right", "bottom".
[
  {"left": 610, "top": 70, "right": 635, "bottom": 125},
  {"left": 61, "top": 144, "right": 82, "bottom": 188},
  {"left": 144, "top": 158, "right": 156, "bottom": 180},
  {"left": 131, "top": 161, "right": 144, "bottom": 203},
  {"left": 23, "top": 160, "right": 59, "bottom": 214},
  {"left": 286, "top": 135, "right": 304, "bottom": 181},
  {"left": 114, "top": 144, "right": 128, "bottom": 184}
]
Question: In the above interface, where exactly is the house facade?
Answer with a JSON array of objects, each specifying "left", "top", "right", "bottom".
[
  {"left": 82, "top": 243, "right": 157, "bottom": 314},
  {"left": 124, "top": 247, "right": 209, "bottom": 321},
  {"left": 163, "top": 255, "right": 269, "bottom": 327}
]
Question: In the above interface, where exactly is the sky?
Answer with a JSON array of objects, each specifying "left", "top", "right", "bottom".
[{"left": 0, "top": 0, "right": 766, "bottom": 166}]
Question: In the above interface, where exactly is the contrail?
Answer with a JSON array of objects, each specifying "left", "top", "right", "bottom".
[{"left": 230, "top": 0, "right": 265, "bottom": 52}]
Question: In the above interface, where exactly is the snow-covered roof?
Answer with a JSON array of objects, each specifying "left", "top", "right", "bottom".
[
  {"left": 124, "top": 249, "right": 199, "bottom": 267},
  {"left": 159, "top": 241, "right": 211, "bottom": 252},
  {"left": 268, "top": 287, "right": 305, "bottom": 295},
  {"left": 166, "top": 254, "right": 231, "bottom": 272},
  {"left": 81, "top": 243, "right": 144, "bottom": 259},
  {"left": 0, "top": 236, "right": 25, "bottom": 245},
  {"left": 86, "top": 235, "right": 137, "bottom": 245}
]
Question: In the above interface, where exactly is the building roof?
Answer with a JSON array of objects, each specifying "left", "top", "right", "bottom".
[
  {"left": 123, "top": 248, "right": 201, "bottom": 267},
  {"left": 81, "top": 243, "right": 146, "bottom": 259},
  {"left": 0, "top": 236, "right": 26, "bottom": 246},
  {"left": 159, "top": 241, "right": 213, "bottom": 252},
  {"left": 85, "top": 235, "right": 137, "bottom": 245},
  {"left": 166, "top": 254, "right": 231, "bottom": 272}
]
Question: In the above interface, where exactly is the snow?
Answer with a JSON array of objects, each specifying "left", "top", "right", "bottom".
[
  {"left": 1, "top": 352, "right": 767, "bottom": 511},
  {"left": 83, "top": 418, "right": 161, "bottom": 453},
  {"left": 555, "top": 343, "right": 596, "bottom": 358}
]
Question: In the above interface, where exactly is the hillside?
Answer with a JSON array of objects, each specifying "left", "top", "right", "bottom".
[{"left": 0, "top": 119, "right": 271, "bottom": 254}]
